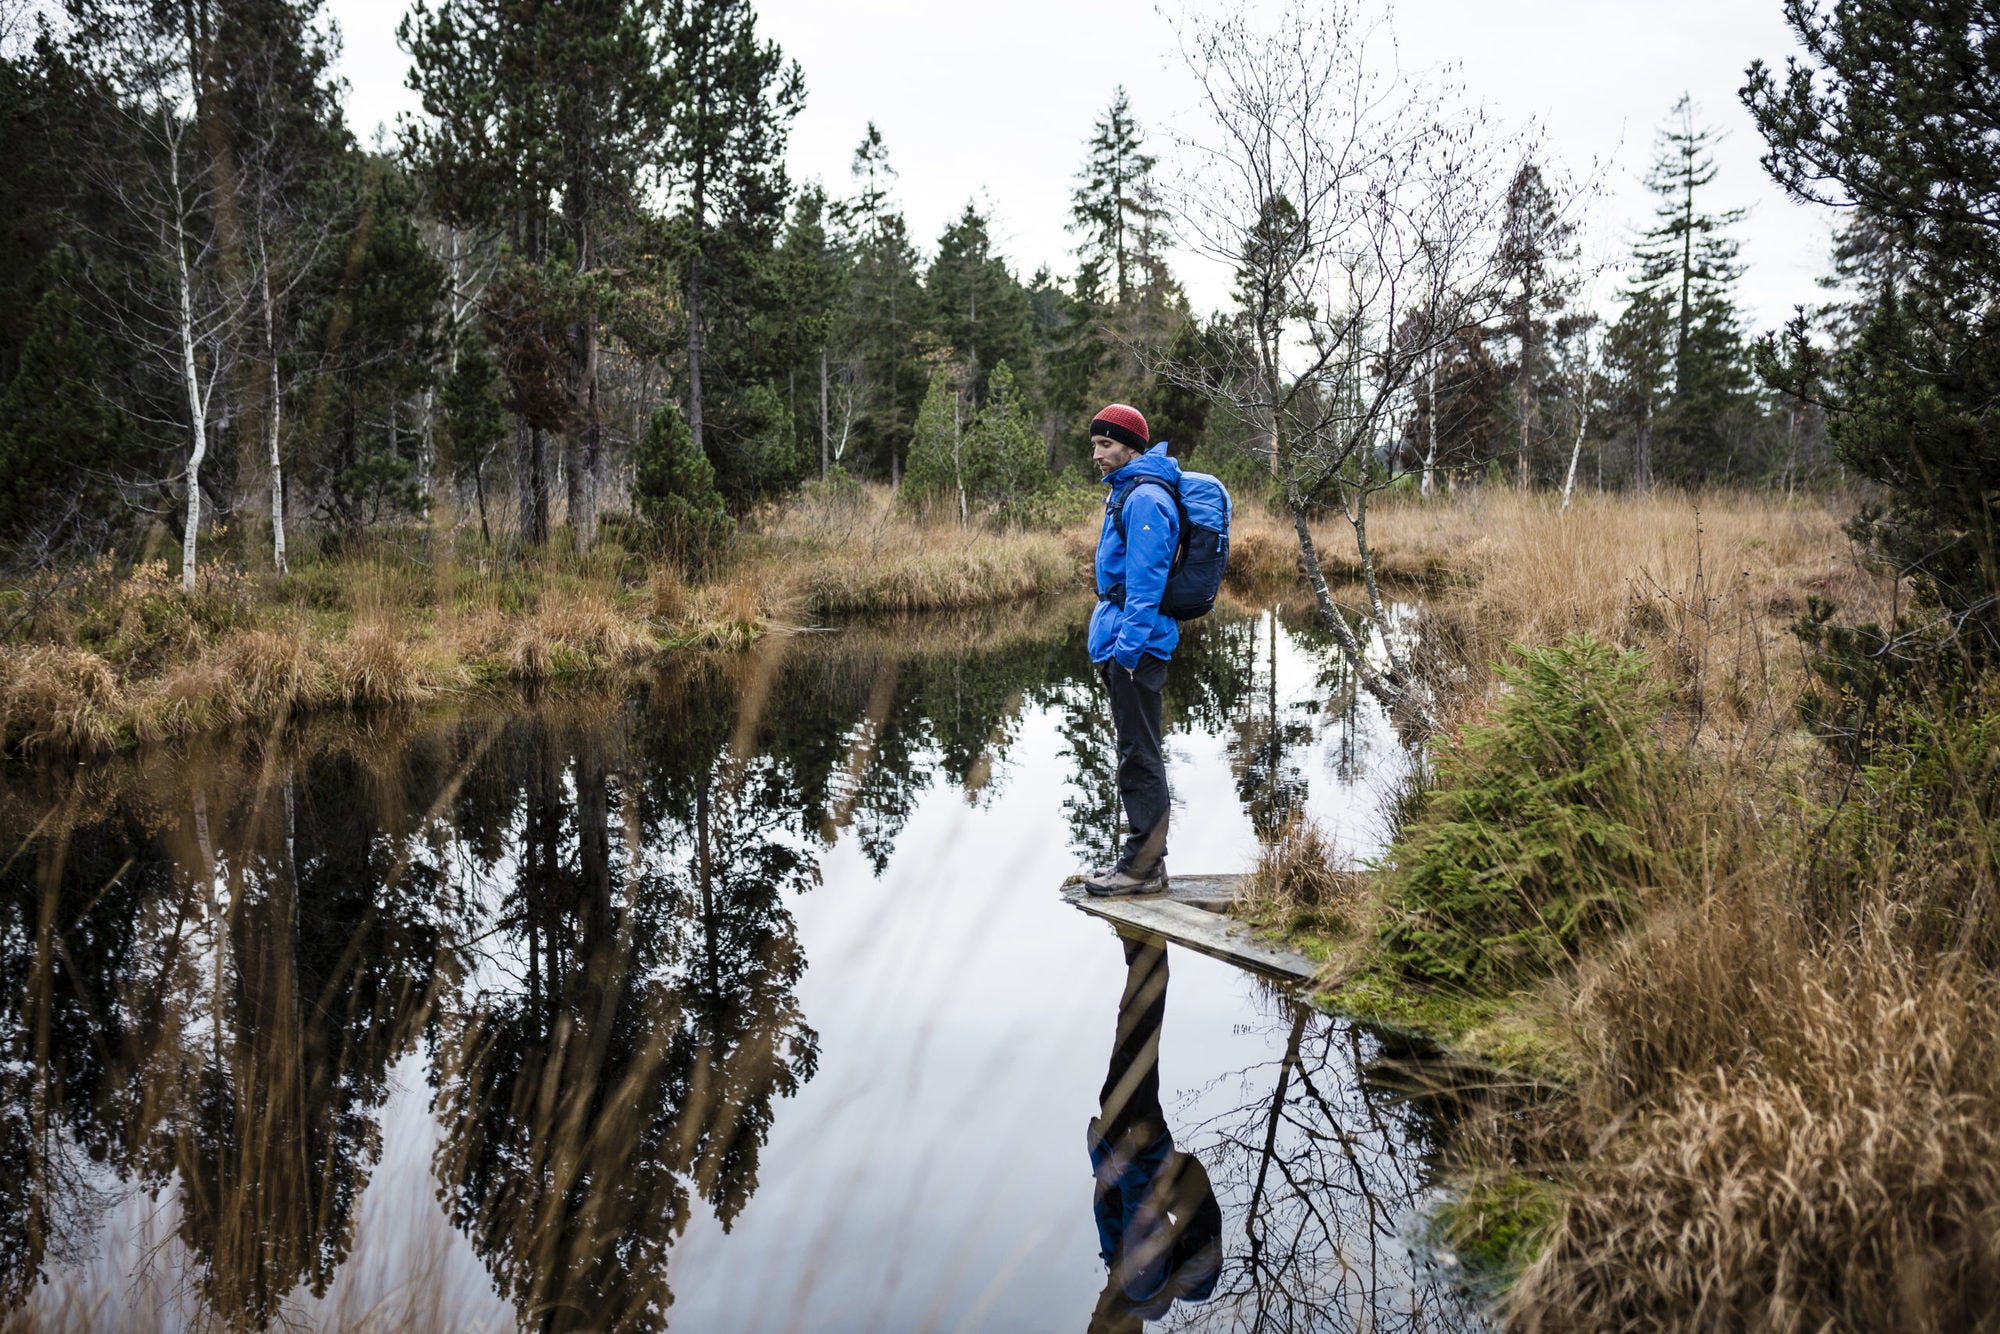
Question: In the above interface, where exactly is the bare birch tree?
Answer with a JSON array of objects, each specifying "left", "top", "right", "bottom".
[
  {"left": 72, "top": 22, "right": 254, "bottom": 588},
  {"left": 1162, "top": 0, "right": 1524, "bottom": 727}
]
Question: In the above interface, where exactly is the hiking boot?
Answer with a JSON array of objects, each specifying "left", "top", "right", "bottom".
[{"left": 1084, "top": 863, "right": 1169, "bottom": 897}]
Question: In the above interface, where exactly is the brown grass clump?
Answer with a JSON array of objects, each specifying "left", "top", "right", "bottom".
[
  {"left": 1514, "top": 915, "right": 2000, "bottom": 1332},
  {"left": 1237, "top": 814, "right": 1364, "bottom": 936},
  {"left": 335, "top": 623, "right": 446, "bottom": 707},
  {"left": 781, "top": 526, "right": 1083, "bottom": 616},
  {"left": 649, "top": 562, "right": 690, "bottom": 620},
  {"left": 0, "top": 645, "right": 122, "bottom": 752},
  {"left": 1222, "top": 516, "right": 1302, "bottom": 592}
]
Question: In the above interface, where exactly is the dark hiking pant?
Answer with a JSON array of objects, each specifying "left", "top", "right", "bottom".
[{"left": 1100, "top": 654, "right": 1169, "bottom": 873}]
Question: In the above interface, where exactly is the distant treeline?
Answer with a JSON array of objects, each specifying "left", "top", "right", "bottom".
[{"left": 0, "top": 0, "right": 1913, "bottom": 577}]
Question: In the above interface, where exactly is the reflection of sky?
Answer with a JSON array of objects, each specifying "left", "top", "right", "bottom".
[{"left": 24, "top": 609, "right": 1472, "bottom": 1331}]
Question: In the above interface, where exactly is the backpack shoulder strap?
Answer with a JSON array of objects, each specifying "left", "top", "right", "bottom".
[{"left": 1113, "top": 475, "right": 1184, "bottom": 541}]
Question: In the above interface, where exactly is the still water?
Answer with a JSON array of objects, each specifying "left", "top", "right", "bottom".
[{"left": 0, "top": 599, "right": 1485, "bottom": 1332}]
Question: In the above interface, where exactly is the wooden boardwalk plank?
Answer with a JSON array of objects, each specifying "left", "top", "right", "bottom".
[{"left": 1061, "top": 877, "right": 1319, "bottom": 982}]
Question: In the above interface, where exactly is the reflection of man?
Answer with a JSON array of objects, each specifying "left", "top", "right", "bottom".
[
  {"left": 1084, "top": 403, "right": 1181, "bottom": 897},
  {"left": 1088, "top": 931, "right": 1222, "bottom": 1331}
]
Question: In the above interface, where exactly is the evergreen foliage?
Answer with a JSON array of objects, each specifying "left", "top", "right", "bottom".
[
  {"left": 1613, "top": 97, "right": 1754, "bottom": 483},
  {"left": 1746, "top": 0, "right": 2000, "bottom": 660},
  {"left": 634, "top": 402, "right": 732, "bottom": 561},
  {"left": 1381, "top": 636, "right": 1665, "bottom": 988},
  {"left": 0, "top": 265, "right": 130, "bottom": 558}
]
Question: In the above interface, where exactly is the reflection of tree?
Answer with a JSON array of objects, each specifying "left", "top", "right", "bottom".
[
  {"left": 1168, "top": 1004, "right": 1481, "bottom": 1332},
  {"left": 434, "top": 702, "right": 821, "bottom": 1332},
  {"left": 169, "top": 756, "right": 449, "bottom": 1323},
  {"left": 1228, "top": 610, "right": 1318, "bottom": 839},
  {"left": 0, "top": 746, "right": 453, "bottom": 1324},
  {"left": 1060, "top": 678, "right": 1125, "bottom": 870},
  {"left": 0, "top": 796, "right": 178, "bottom": 1305}
]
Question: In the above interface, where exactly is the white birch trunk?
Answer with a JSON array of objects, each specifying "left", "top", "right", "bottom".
[
  {"left": 1560, "top": 393, "right": 1588, "bottom": 512},
  {"left": 172, "top": 126, "right": 211, "bottom": 595},
  {"left": 262, "top": 257, "right": 287, "bottom": 574}
]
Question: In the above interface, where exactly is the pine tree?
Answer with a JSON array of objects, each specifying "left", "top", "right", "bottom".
[
  {"left": 927, "top": 203, "right": 1033, "bottom": 403},
  {"left": 0, "top": 265, "right": 130, "bottom": 560},
  {"left": 438, "top": 332, "right": 507, "bottom": 543},
  {"left": 1622, "top": 96, "right": 1753, "bottom": 480},
  {"left": 1493, "top": 160, "right": 1580, "bottom": 487},
  {"left": 403, "top": 0, "right": 660, "bottom": 544},
  {"left": 656, "top": 0, "right": 803, "bottom": 482},
  {"left": 1746, "top": 0, "right": 2000, "bottom": 658}
]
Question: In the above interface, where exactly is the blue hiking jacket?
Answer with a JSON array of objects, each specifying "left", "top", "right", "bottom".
[{"left": 1090, "top": 443, "right": 1182, "bottom": 669}]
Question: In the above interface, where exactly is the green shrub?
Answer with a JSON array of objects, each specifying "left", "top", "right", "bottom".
[
  {"left": 1380, "top": 633, "right": 1665, "bottom": 987},
  {"left": 633, "top": 403, "right": 733, "bottom": 566}
]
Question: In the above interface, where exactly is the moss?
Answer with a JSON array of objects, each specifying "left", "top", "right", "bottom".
[
  {"left": 1430, "top": 1173, "right": 1562, "bottom": 1290},
  {"left": 1312, "top": 961, "right": 1578, "bottom": 1082}
]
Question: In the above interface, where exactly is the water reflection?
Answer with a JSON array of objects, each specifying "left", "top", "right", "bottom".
[
  {"left": 1089, "top": 931, "right": 1223, "bottom": 1331},
  {"left": 0, "top": 598, "right": 1477, "bottom": 1331}
]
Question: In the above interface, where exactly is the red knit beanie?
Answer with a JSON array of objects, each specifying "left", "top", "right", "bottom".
[{"left": 1089, "top": 403, "right": 1149, "bottom": 452}]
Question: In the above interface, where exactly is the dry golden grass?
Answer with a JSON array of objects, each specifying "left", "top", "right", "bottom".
[
  {"left": 0, "top": 644, "right": 122, "bottom": 753},
  {"left": 1236, "top": 813, "right": 1366, "bottom": 936},
  {"left": 1327, "top": 491, "right": 2000, "bottom": 1329},
  {"left": 739, "top": 482, "right": 1093, "bottom": 617},
  {"left": 1515, "top": 901, "right": 2000, "bottom": 1331},
  {"left": 1353, "top": 490, "right": 1890, "bottom": 754}
]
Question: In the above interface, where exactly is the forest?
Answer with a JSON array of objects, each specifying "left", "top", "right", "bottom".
[{"left": 0, "top": 0, "right": 1875, "bottom": 590}]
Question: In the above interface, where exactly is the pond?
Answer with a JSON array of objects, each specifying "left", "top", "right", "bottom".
[{"left": 0, "top": 597, "right": 1487, "bottom": 1332}]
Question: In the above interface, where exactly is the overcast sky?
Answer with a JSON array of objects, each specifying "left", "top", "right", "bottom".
[{"left": 332, "top": 0, "right": 1831, "bottom": 336}]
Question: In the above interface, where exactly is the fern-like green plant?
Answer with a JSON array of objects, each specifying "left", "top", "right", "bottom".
[{"left": 1381, "top": 634, "right": 1665, "bottom": 988}]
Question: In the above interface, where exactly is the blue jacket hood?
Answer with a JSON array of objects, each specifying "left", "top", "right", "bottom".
[{"left": 1105, "top": 441, "right": 1183, "bottom": 489}]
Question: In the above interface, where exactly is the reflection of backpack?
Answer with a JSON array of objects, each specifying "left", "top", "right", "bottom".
[{"left": 1114, "top": 466, "right": 1232, "bottom": 621}]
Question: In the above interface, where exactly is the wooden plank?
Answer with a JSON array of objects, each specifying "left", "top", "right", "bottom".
[{"left": 1061, "top": 883, "right": 1319, "bottom": 982}]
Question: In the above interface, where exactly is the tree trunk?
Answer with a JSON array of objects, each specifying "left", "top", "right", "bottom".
[
  {"left": 172, "top": 131, "right": 210, "bottom": 595},
  {"left": 474, "top": 456, "right": 490, "bottom": 545},
  {"left": 1561, "top": 395, "right": 1588, "bottom": 512},
  {"left": 261, "top": 259, "right": 287, "bottom": 575},
  {"left": 819, "top": 345, "right": 829, "bottom": 481},
  {"left": 518, "top": 420, "right": 549, "bottom": 545},
  {"left": 1421, "top": 358, "right": 1437, "bottom": 499}
]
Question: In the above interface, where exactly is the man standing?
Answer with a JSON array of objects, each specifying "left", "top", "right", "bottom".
[{"left": 1083, "top": 403, "right": 1181, "bottom": 896}]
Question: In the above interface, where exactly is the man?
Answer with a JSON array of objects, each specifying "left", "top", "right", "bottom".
[{"left": 1083, "top": 403, "right": 1180, "bottom": 896}]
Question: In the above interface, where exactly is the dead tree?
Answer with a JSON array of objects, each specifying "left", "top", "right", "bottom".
[{"left": 1163, "top": 0, "right": 1525, "bottom": 729}]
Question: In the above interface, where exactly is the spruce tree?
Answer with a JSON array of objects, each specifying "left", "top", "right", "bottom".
[
  {"left": 927, "top": 204, "right": 1033, "bottom": 403},
  {"left": 1746, "top": 0, "right": 2000, "bottom": 658},
  {"left": 769, "top": 185, "right": 847, "bottom": 480},
  {"left": 1622, "top": 96, "right": 1753, "bottom": 480},
  {"left": 900, "top": 363, "right": 964, "bottom": 521},
  {"left": 969, "top": 361, "right": 1051, "bottom": 519},
  {"left": 837, "top": 126, "right": 926, "bottom": 485},
  {"left": 634, "top": 401, "right": 732, "bottom": 562},
  {"left": 1068, "top": 87, "right": 1157, "bottom": 304}
]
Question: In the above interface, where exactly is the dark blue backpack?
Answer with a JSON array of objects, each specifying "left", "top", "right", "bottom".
[{"left": 1113, "top": 464, "right": 1232, "bottom": 621}]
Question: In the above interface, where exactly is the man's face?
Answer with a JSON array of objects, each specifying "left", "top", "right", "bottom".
[{"left": 1092, "top": 434, "right": 1139, "bottom": 476}]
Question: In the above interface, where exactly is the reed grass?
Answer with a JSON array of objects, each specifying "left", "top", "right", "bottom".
[{"left": 1294, "top": 489, "right": 2000, "bottom": 1328}]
